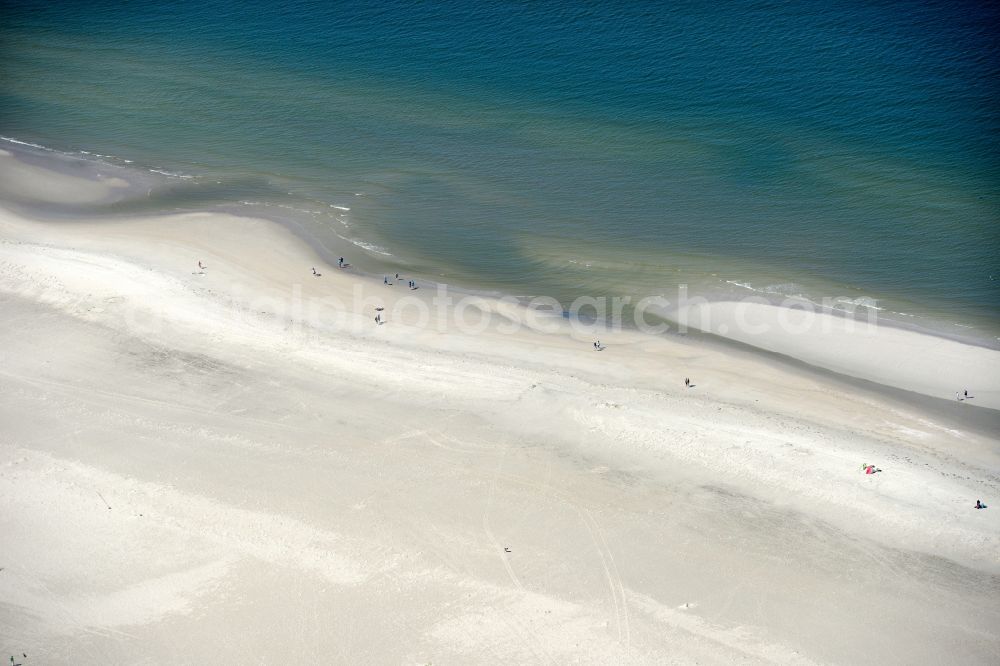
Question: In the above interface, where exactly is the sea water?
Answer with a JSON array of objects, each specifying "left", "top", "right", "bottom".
[{"left": 1, "top": 0, "right": 997, "bottom": 342}]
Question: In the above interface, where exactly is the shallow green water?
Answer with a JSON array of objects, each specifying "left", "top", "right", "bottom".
[{"left": 2, "top": 0, "right": 998, "bottom": 341}]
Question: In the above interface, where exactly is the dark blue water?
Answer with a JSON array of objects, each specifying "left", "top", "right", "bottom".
[{"left": 2, "top": 0, "right": 998, "bottom": 338}]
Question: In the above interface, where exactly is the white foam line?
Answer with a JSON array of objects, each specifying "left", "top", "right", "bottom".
[
  {"left": 348, "top": 239, "right": 392, "bottom": 256},
  {"left": 1, "top": 136, "right": 53, "bottom": 151},
  {"left": 148, "top": 168, "right": 194, "bottom": 179}
]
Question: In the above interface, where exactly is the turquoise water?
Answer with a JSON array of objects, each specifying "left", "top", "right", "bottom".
[{"left": 2, "top": 0, "right": 998, "bottom": 340}]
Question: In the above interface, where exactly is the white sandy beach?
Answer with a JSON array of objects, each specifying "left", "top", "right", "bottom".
[
  {"left": 1, "top": 151, "right": 999, "bottom": 664},
  {"left": 676, "top": 300, "right": 1000, "bottom": 410}
]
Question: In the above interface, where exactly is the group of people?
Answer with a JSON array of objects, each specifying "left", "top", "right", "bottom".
[
  {"left": 198, "top": 253, "right": 423, "bottom": 329},
  {"left": 201, "top": 255, "right": 423, "bottom": 294},
  {"left": 384, "top": 273, "right": 418, "bottom": 289}
]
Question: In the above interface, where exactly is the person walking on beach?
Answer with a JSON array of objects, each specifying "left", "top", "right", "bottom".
[
  {"left": 339, "top": 257, "right": 344, "bottom": 268},
  {"left": 384, "top": 276, "right": 389, "bottom": 285},
  {"left": 685, "top": 378, "right": 690, "bottom": 388},
  {"left": 198, "top": 260, "right": 205, "bottom": 270},
  {"left": 312, "top": 267, "right": 320, "bottom": 276}
]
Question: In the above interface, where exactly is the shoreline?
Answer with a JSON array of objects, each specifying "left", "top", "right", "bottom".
[
  {"left": 1, "top": 142, "right": 999, "bottom": 662},
  {"left": 2, "top": 144, "right": 998, "bottom": 415},
  {"left": 4, "top": 135, "right": 1000, "bottom": 352}
]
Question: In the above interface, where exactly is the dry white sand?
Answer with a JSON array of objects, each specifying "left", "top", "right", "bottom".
[
  {"left": 677, "top": 300, "right": 1000, "bottom": 409},
  {"left": 1, "top": 154, "right": 999, "bottom": 664}
]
